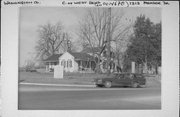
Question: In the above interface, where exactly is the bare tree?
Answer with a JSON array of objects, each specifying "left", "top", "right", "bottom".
[
  {"left": 78, "top": 8, "right": 133, "bottom": 73},
  {"left": 24, "top": 59, "right": 36, "bottom": 71},
  {"left": 114, "top": 32, "right": 133, "bottom": 71},
  {"left": 60, "top": 32, "right": 72, "bottom": 52},
  {"left": 35, "top": 22, "right": 67, "bottom": 60}
]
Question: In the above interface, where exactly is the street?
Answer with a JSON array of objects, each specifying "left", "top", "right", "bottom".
[{"left": 18, "top": 84, "right": 161, "bottom": 110}]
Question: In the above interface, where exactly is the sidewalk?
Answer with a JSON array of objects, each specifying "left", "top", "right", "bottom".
[
  {"left": 19, "top": 77, "right": 95, "bottom": 86},
  {"left": 20, "top": 82, "right": 96, "bottom": 88}
]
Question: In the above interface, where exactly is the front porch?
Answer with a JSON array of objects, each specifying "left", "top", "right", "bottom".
[
  {"left": 76, "top": 60, "right": 96, "bottom": 72},
  {"left": 45, "top": 61, "right": 59, "bottom": 72}
]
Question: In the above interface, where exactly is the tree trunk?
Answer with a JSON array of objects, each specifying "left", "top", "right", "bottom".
[
  {"left": 95, "top": 54, "right": 101, "bottom": 73},
  {"left": 143, "top": 62, "right": 148, "bottom": 74},
  {"left": 155, "top": 65, "right": 158, "bottom": 75}
]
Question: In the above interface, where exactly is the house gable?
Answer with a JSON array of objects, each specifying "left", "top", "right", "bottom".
[
  {"left": 59, "top": 52, "right": 78, "bottom": 72},
  {"left": 59, "top": 52, "right": 74, "bottom": 61}
]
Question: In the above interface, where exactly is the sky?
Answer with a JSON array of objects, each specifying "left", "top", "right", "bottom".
[{"left": 19, "top": 7, "right": 161, "bottom": 67}]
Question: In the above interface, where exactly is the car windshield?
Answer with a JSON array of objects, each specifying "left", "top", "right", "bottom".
[{"left": 113, "top": 74, "right": 124, "bottom": 78}]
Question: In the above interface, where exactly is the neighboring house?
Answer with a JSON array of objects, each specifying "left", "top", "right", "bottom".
[
  {"left": 81, "top": 47, "right": 116, "bottom": 73},
  {"left": 44, "top": 52, "right": 96, "bottom": 72}
]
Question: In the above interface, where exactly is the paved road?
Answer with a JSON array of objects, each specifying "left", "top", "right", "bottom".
[{"left": 18, "top": 84, "right": 161, "bottom": 110}]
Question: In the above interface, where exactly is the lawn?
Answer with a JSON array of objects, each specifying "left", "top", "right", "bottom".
[
  {"left": 19, "top": 71, "right": 108, "bottom": 85},
  {"left": 19, "top": 71, "right": 161, "bottom": 87}
]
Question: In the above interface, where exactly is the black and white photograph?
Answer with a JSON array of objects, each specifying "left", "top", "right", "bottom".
[
  {"left": 18, "top": 7, "right": 162, "bottom": 110},
  {"left": 1, "top": 0, "right": 179, "bottom": 117}
]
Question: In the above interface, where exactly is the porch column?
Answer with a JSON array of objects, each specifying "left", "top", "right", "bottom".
[
  {"left": 81, "top": 61, "right": 83, "bottom": 71},
  {"left": 46, "top": 62, "right": 48, "bottom": 71},
  {"left": 48, "top": 62, "right": 51, "bottom": 71},
  {"left": 131, "top": 61, "right": 135, "bottom": 73},
  {"left": 80, "top": 60, "right": 82, "bottom": 71},
  {"left": 89, "top": 61, "right": 91, "bottom": 69},
  {"left": 49, "top": 62, "right": 52, "bottom": 70}
]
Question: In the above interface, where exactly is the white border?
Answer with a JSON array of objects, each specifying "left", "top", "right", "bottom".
[{"left": 1, "top": 0, "right": 179, "bottom": 117}]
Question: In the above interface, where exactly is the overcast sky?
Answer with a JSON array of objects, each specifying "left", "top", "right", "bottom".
[{"left": 19, "top": 7, "right": 161, "bottom": 67}]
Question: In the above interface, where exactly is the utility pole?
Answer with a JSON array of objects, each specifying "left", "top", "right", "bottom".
[{"left": 107, "top": 7, "right": 111, "bottom": 74}]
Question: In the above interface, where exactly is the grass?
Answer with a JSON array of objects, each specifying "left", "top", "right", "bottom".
[
  {"left": 19, "top": 71, "right": 107, "bottom": 85},
  {"left": 19, "top": 71, "right": 161, "bottom": 87}
]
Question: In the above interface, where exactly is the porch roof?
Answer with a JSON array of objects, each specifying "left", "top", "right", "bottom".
[
  {"left": 69, "top": 52, "right": 95, "bottom": 61},
  {"left": 43, "top": 54, "right": 63, "bottom": 62}
]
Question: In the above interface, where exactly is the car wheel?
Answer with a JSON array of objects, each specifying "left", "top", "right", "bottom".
[
  {"left": 104, "top": 81, "right": 112, "bottom": 88},
  {"left": 132, "top": 82, "right": 139, "bottom": 88}
]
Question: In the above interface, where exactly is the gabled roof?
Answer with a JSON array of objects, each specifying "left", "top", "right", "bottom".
[
  {"left": 43, "top": 52, "right": 95, "bottom": 62},
  {"left": 43, "top": 54, "right": 63, "bottom": 62},
  {"left": 69, "top": 52, "right": 95, "bottom": 61}
]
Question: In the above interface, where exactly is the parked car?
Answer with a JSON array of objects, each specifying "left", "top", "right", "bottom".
[{"left": 94, "top": 73, "right": 146, "bottom": 88}]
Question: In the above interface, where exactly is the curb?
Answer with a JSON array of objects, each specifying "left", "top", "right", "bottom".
[{"left": 20, "top": 82, "right": 96, "bottom": 88}]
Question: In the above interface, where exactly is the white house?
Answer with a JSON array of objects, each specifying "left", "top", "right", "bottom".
[
  {"left": 58, "top": 52, "right": 78, "bottom": 72},
  {"left": 44, "top": 51, "right": 96, "bottom": 72}
]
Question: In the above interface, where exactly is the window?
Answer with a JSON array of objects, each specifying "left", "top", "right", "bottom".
[
  {"left": 54, "top": 62, "right": 58, "bottom": 65},
  {"left": 119, "top": 74, "right": 124, "bottom": 79},
  {"left": 61, "top": 60, "right": 64, "bottom": 66},
  {"left": 64, "top": 61, "right": 66, "bottom": 68},
  {"left": 61, "top": 60, "right": 66, "bottom": 68},
  {"left": 61, "top": 60, "right": 72, "bottom": 68},
  {"left": 66, "top": 59, "right": 72, "bottom": 68},
  {"left": 67, "top": 60, "right": 69, "bottom": 68},
  {"left": 69, "top": 60, "right": 72, "bottom": 68}
]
